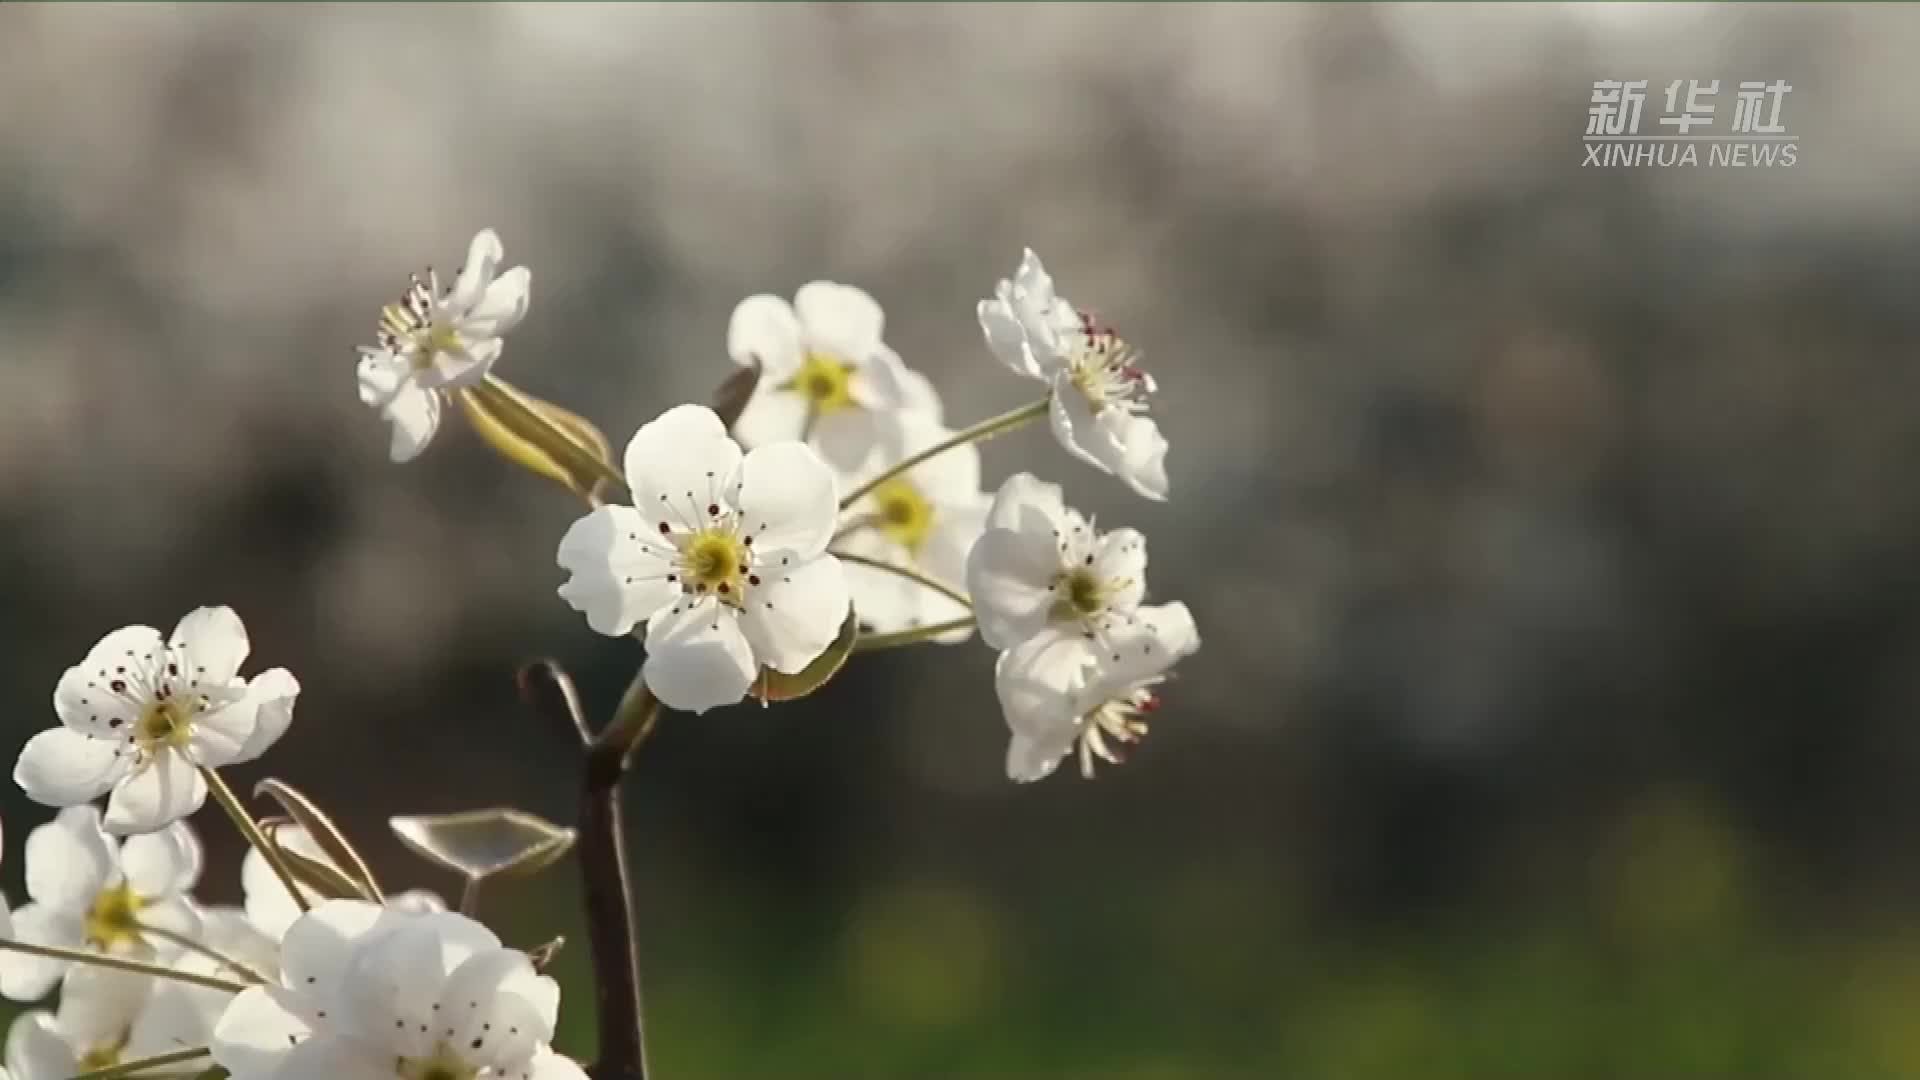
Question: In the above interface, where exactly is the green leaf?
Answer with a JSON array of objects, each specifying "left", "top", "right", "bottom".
[
  {"left": 456, "top": 376, "right": 623, "bottom": 503},
  {"left": 260, "top": 821, "right": 373, "bottom": 902},
  {"left": 750, "top": 608, "right": 859, "bottom": 703},
  {"left": 254, "top": 778, "right": 384, "bottom": 902},
  {"left": 389, "top": 808, "right": 577, "bottom": 882}
]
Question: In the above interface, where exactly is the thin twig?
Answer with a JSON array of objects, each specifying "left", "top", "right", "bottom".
[
  {"left": 831, "top": 550, "right": 972, "bottom": 609},
  {"left": 520, "top": 662, "right": 657, "bottom": 1080},
  {"left": 0, "top": 939, "right": 245, "bottom": 994},
  {"left": 136, "top": 922, "right": 269, "bottom": 985}
]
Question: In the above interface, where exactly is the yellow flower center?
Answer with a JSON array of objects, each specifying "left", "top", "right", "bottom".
[
  {"left": 872, "top": 478, "right": 935, "bottom": 554},
  {"left": 137, "top": 699, "right": 193, "bottom": 749},
  {"left": 77, "top": 1041, "right": 124, "bottom": 1073},
  {"left": 84, "top": 882, "right": 146, "bottom": 952},
  {"left": 1056, "top": 567, "right": 1107, "bottom": 619},
  {"left": 787, "top": 353, "right": 855, "bottom": 413},
  {"left": 399, "top": 1048, "right": 478, "bottom": 1080},
  {"left": 679, "top": 528, "right": 750, "bottom": 603}
]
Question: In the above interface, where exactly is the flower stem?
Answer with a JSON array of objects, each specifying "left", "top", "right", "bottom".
[
  {"left": 831, "top": 551, "right": 971, "bottom": 609},
  {"left": 67, "top": 1046, "right": 210, "bottom": 1080},
  {"left": 201, "top": 766, "right": 310, "bottom": 916},
  {"left": 0, "top": 939, "right": 244, "bottom": 994},
  {"left": 852, "top": 616, "right": 977, "bottom": 651},
  {"left": 136, "top": 922, "right": 269, "bottom": 985},
  {"left": 839, "top": 397, "right": 1049, "bottom": 510},
  {"left": 519, "top": 662, "right": 656, "bottom": 1080}
]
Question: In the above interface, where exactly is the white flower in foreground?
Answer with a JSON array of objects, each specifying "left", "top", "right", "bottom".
[
  {"left": 212, "top": 899, "right": 584, "bottom": 1080},
  {"left": 997, "top": 602, "right": 1199, "bottom": 782},
  {"left": 0, "top": 807, "right": 201, "bottom": 1001},
  {"left": 3, "top": 965, "right": 171, "bottom": 1080},
  {"left": 728, "top": 282, "right": 933, "bottom": 469},
  {"left": 15, "top": 607, "right": 299, "bottom": 834},
  {"left": 838, "top": 412, "right": 988, "bottom": 643},
  {"left": 556, "top": 405, "right": 850, "bottom": 714},
  {"left": 127, "top": 907, "right": 279, "bottom": 1064},
  {"left": 243, "top": 826, "right": 445, "bottom": 942},
  {"left": 357, "top": 228, "right": 531, "bottom": 463},
  {"left": 964, "top": 473, "right": 1148, "bottom": 655},
  {"left": 977, "top": 249, "right": 1169, "bottom": 500}
]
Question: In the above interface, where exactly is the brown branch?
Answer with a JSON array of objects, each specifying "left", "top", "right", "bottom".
[{"left": 519, "top": 661, "right": 661, "bottom": 1080}]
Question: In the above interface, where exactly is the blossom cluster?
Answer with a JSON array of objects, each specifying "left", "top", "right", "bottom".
[{"left": 0, "top": 228, "right": 1205, "bottom": 1080}]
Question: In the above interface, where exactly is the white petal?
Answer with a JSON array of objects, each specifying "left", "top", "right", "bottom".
[
  {"left": 738, "top": 555, "right": 850, "bottom": 675},
  {"left": 55, "top": 965, "right": 151, "bottom": 1049},
  {"left": 279, "top": 900, "right": 391, "bottom": 1004},
  {"left": 356, "top": 347, "right": 410, "bottom": 408},
  {"left": 136, "top": 897, "right": 202, "bottom": 943},
  {"left": 1099, "top": 407, "right": 1171, "bottom": 501},
  {"left": 406, "top": 909, "right": 502, "bottom": 968},
  {"left": 229, "top": 668, "right": 300, "bottom": 764},
  {"left": 420, "top": 336, "right": 503, "bottom": 391},
  {"left": 0, "top": 904, "right": 80, "bottom": 1001},
  {"left": 726, "top": 294, "right": 804, "bottom": 379},
  {"left": 730, "top": 383, "right": 810, "bottom": 449},
  {"left": 840, "top": 533, "right": 921, "bottom": 635},
  {"left": 1083, "top": 602, "right": 1201, "bottom": 705},
  {"left": 521, "top": 1047, "right": 593, "bottom": 1080},
  {"left": 14, "top": 729, "right": 130, "bottom": 810},
  {"left": 555, "top": 506, "right": 678, "bottom": 638},
  {"left": 793, "top": 281, "right": 885, "bottom": 365},
  {"left": 735, "top": 443, "right": 838, "bottom": 559},
  {"left": 103, "top": 751, "right": 207, "bottom": 835},
  {"left": 845, "top": 346, "right": 911, "bottom": 412},
  {"left": 383, "top": 381, "right": 444, "bottom": 464},
  {"left": 169, "top": 606, "right": 250, "bottom": 688},
  {"left": 438, "top": 949, "right": 553, "bottom": 1071},
  {"left": 621, "top": 405, "right": 743, "bottom": 522},
  {"left": 211, "top": 985, "right": 321, "bottom": 1080},
  {"left": 1005, "top": 729, "right": 1077, "bottom": 785},
  {"left": 984, "top": 472, "right": 1068, "bottom": 536},
  {"left": 4, "top": 1012, "right": 76, "bottom": 1080},
  {"left": 53, "top": 625, "right": 166, "bottom": 738},
  {"left": 338, "top": 923, "right": 446, "bottom": 1057},
  {"left": 25, "top": 807, "right": 112, "bottom": 911},
  {"left": 893, "top": 359, "right": 945, "bottom": 422},
  {"left": 977, "top": 295, "right": 1046, "bottom": 381},
  {"left": 808, "top": 406, "right": 882, "bottom": 473},
  {"left": 914, "top": 510, "right": 984, "bottom": 644},
  {"left": 1091, "top": 527, "right": 1148, "bottom": 614},
  {"left": 389, "top": 889, "right": 446, "bottom": 915},
  {"left": 1046, "top": 375, "right": 1111, "bottom": 474},
  {"left": 641, "top": 599, "right": 755, "bottom": 714},
  {"left": 447, "top": 228, "right": 505, "bottom": 314},
  {"left": 876, "top": 412, "right": 979, "bottom": 502},
  {"left": 1013, "top": 249, "right": 1059, "bottom": 315},
  {"left": 965, "top": 528, "right": 1060, "bottom": 651},
  {"left": 997, "top": 629, "right": 1097, "bottom": 736},
  {"left": 183, "top": 698, "right": 259, "bottom": 769},
  {"left": 276, "top": 1034, "right": 390, "bottom": 1080},
  {"left": 463, "top": 265, "right": 532, "bottom": 340},
  {"left": 120, "top": 821, "right": 203, "bottom": 899}
]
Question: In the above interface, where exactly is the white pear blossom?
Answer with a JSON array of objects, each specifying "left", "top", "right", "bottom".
[
  {"left": 15, "top": 607, "right": 299, "bottom": 834},
  {"left": 964, "top": 473, "right": 1149, "bottom": 657},
  {"left": 838, "top": 411, "right": 988, "bottom": 643},
  {"left": 243, "top": 826, "right": 444, "bottom": 942},
  {"left": 357, "top": 228, "right": 531, "bottom": 463},
  {"left": 556, "top": 405, "right": 851, "bottom": 714},
  {"left": 727, "top": 282, "right": 935, "bottom": 469},
  {"left": 212, "top": 899, "right": 585, "bottom": 1080},
  {"left": 0, "top": 808, "right": 201, "bottom": 1002},
  {"left": 2, "top": 965, "right": 177, "bottom": 1080},
  {"left": 977, "top": 249, "right": 1170, "bottom": 500},
  {"left": 997, "top": 602, "right": 1199, "bottom": 782},
  {"left": 127, "top": 907, "right": 280, "bottom": 1061}
]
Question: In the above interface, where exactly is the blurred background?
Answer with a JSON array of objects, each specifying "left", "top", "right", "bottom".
[{"left": 5, "top": 2, "right": 1920, "bottom": 1076}]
